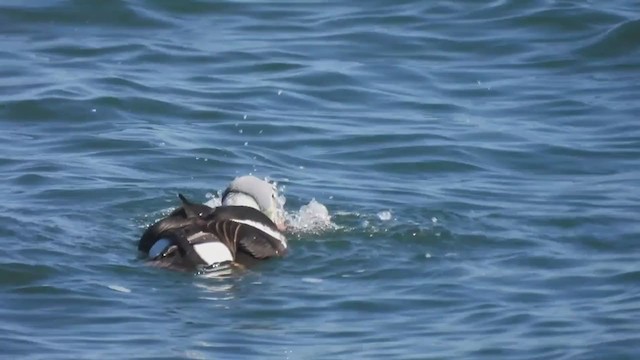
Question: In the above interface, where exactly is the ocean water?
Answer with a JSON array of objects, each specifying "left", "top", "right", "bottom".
[{"left": 1, "top": 1, "right": 639, "bottom": 359}]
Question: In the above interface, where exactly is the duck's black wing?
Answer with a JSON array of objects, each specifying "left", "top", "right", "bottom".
[
  {"left": 138, "top": 193, "right": 215, "bottom": 253},
  {"left": 138, "top": 194, "right": 229, "bottom": 269},
  {"left": 138, "top": 195, "right": 287, "bottom": 269},
  {"left": 139, "top": 216, "right": 236, "bottom": 268},
  {"left": 205, "top": 205, "right": 288, "bottom": 259}
]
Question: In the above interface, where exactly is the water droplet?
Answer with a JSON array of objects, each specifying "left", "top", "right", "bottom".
[
  {"left": 244, "top": 142, "right": 248, "bottom": 146},
  {"left": 243, "top": 115, "right": 247, "bottom": 120},
  {"left": 239, "top": 129, "right": 243, "bottom": 134},
  {"left": 259, "top": 130, "right": 263, "bottom": 134},
  {"left": 425, "top": 253, "right": 431, "bottom": 259},
  {"left": 431, "top": 217, "right": 438, "bottom": 223},
  {"left": 277, "top": 90, "right": 282, "bottom": 95},
  {"left": 91, "top": 108, "right": 96, "bottom": 113}
]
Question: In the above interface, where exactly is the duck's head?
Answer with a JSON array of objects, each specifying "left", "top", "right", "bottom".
[{"left": 221, "top": 175, "right": 286, "bottom": 231}]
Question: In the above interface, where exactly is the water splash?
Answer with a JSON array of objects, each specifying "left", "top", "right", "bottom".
[
  {"left": 377, "top": 210, "right": 392, "bottom": 221},
  {"left": 285, "top": 198, "right": 334, "bottom": 234},
  {"left": 200, "top": 180, "right": 401, "bottom": 238},
  {"left": 204, "top": 191, "right": 222, "bottom": 208},
  {"left": 203, "top": 177, "right": 335, "bottom": 235}
]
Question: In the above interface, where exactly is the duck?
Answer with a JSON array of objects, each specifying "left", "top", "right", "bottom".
[{"left": 138, "top": 176, "right": 287, "bottom": 270}]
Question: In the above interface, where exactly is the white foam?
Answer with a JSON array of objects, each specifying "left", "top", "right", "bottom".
[
  {"left": 377, "top": 210, "right": 392, "bottom": 221},
  {"left": 285, "top": 198, "right": 334, "bottom": 234},
  {"left": 204, "top": 191, "right": 223, "bottom": 208}
]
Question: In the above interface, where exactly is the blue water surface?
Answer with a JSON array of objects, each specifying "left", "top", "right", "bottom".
[{"left": 1, "top": 1, "right": 639, "bottom": 359}]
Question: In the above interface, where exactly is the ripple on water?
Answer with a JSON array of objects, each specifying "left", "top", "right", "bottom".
[{"left": 1, "top": 0, "right": 639, "bottom": 358}]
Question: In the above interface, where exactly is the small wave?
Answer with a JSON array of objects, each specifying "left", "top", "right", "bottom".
[
  {"left": 106, "top": 284, "right": 131, "bottom": 293},
  {"left": 577, "top": 18, "right": 640, "bottom": 60}
]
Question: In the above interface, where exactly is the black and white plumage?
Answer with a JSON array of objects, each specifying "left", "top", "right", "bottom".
[
  {"left": 138, "top": 193, "right": 287, "bottom": 270},
  {"left": 221, "top": 175, "right": 286, "bottom": 231}
]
